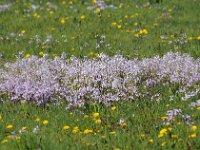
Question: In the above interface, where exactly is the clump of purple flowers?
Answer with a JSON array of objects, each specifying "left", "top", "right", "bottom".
[
  {"left": 87, "top": 0, "right": 117, "bottom": 12},
  {"left": 0, "top": 52, "right": 199, "bottom": 107},
  {"left": 164, "top": 109, "right": 193, "bottom": 125}
]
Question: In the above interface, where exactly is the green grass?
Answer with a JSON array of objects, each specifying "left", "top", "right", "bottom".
[
  {"left": 0, "top": 0, "right": 200, "bottom": 61},
  {"left": 0, "top": 0, "right": 200, "bottom": 149},
  {"left": 0, "top": 96, "right": 200, "bottom": 149}
]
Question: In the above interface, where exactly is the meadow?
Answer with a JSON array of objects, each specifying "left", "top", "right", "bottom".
[{"left": 0, "top": 0, "right": 200, "bottom": 149}]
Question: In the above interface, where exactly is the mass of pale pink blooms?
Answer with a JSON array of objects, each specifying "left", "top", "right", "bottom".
[{"left": 0, "top": 52, "right": 199, "bottom": 107}]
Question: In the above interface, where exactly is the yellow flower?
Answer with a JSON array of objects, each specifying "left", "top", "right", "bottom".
[
  {"left": 124, "top": 15, "right": 128, "bottom": 19},
  {"left": 142, "top": 29, "right": 148, "bottom": 34},
  {"left": 41, "top": 45, "right": 46, "bottom": 49},
  {"left": 83, "top": 129, "right": 93, "bottom": 134},
  {"left": 196, "top": 36, "right": 200, "bottom": 40},
  {"left": 0, "top": 115, "right": 2, "bottom": 120},
  {"left": 15, "top": 136, "right": 21, "bottom": 141},
  {"left": 168, "top": 8, "right": 173, "bottom": 12},
  {"left": 111, "top": 106, "right": 116, "bottom": 110},
  {"left": 6, "top": 135, "right": 11, "bottom": 139},
  {"left": 118, "top": 19, "right": 122, "bottom": 23},
  {"left": 60, "top": 18, "right": 65, "bottom": 25},
  {"left": 93, "top": 112, "right": 99, "bottom": 118},
  {"left": 161, "top": 142, "right": 166, "bottom": 146},
  {"left": 63, "top": 125, "right": 70, "bottom": 130},
  {"left": 50, "top": 27, "right": 56, "bottom": 31},
  {"left": 196, "top": 106, "right": 200, "bottom": 110},
  {"left": 35, "top": 117, "right": 40, "bottom": 122},
  {"left": 61, "top": 1, "right": 66, "bottom": 5},
  {"left": 140, "top": 134, "right": 146, "bottom": 138},
  {"left": 188, "top": 37, "right": 193, "bottom": 40},
  {"left": 133, "top": 22, "right": 138, "bottom": 26},
  {"left": 153, "top": 22, "right": 158, "bottom": 27},
  {"left": 109, "top": 131, "right": 116, "bottom": 135},
  {"left": 49, "top": 11, "right": 54, "bottom": 15},
  {"left": 38, "top": 51, "right": 44, "bottom": 57},
  {"left": 148, "top": 139, "right": 154, "bottom": 143},
  {"left": 25, "top": 53, "right": 31, "bottom": 58},
  {"left": 171, "top": 134, "right": 178, "bottom": 139},
  {"left": 95, "top": 8, "right": 101, "bottom": 13},
  {"left": 72, "top": 126, "right": 79, "bottom": 133},
  {"left": 167, "top": 127, "right": 173, "bottom": 131},
  {"left": 6, "top": 124, "right": 13, "bottom": 129},
  {"left": 21, "top": 30, "right": 26, "bottom": 34},
  {"left": 120, "top": 123, "right": 127, "bottom": 127},
  {"left": 158, "top": 128, "right": 168, "bottom": 138},
  {"left": 158, "top": 133, "right": 164, "bottom": 138},
  {"left": 161, "top": 116, "right": 168, "bottom": 120},
  {"left": 189, "top": 133, "right": 196, "bottom": 138},
  {"left": 43, "top": 120, "right": 48, "bottom": 125},
  {"left": 134, "top": 33, "right": 139, "bottom": 37},
  {"left": 160, "top": 128, "right": 167, "bottom": 134},
  {"left": 95, "top": 119, "right": 102, "bottom": 124},
  {"left": 191, "top": 125, "right": 197, "bottom": 131},
  {"left": 117, "top": 25, "right": 122, "bottom": 29},
  {"left": 22, "top": 126, "right": 27, "bottom": 130},
  {"left": 1, "top": 139, "right": 8, "bottom": 144},
  {"left": 80, "top": 15, "right": 86, "bottom": 20},
  {"left": 112, "top": 22, "right": 117, "bottom": 26},
  {"left": 84, "top": 115, "right": 89, "bottom": 119}
]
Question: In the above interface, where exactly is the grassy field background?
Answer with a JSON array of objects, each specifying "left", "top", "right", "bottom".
[{"left": 0, "top": 0, "right": 200, "bottom": 149}]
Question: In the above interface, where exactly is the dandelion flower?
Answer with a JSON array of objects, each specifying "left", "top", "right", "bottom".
[
  {"left": 80, "top": 15, "right": 86, "bottom": 20},
  {"left": 158, "top": 128, "right": 167, "bottom": 138},
  {"left": 161, "top": 142, "right": 166, "bottom": 146},
  {"left": 117, "top": 25, "right": 122, "bottom": 29},
  {"left": 60, "top": 18, "right": 65, "bottom": 25},
  {"left": 109, "top": 131, "right": 116, "bottom": 135},
  {"left": 43, "top": 120, "right": 48, "bottom": 125},
  {"left": 63, "top": 125, "right": 70, "bottom": 130},
  {"left": 93, "top": 112, "right": 99, "bottom": 118},
  {"left": 112, "top": 22, "right": 117, "bottom": 26},
  {"left": 84, "top": 115, "right": 89, "bottom": 119},
  {"left": 6, "top": 124, "right": 13, "bottom": 129},
  {"left": 133, "top": 22, "right": 138, "bottom": 26},
  {"left": 191, "top": 125, "right": 197, "bottom": 131},
  {"left": 1, "top": 139, "right": 8, "bottom": 144},
  {"left": 148, "top": 139, "right": 154, "bottom": 143},
  {"left": 142, "top": 29, "right": 148, "bottom": 34},
  {"left": 72, "top": 126, "right": 79, "bottom": 133},
  {"left": 189, "top": 133, "right": 196, "bottom": 138},
  {"left": 171, "top": 134, "right": 178, "bottom": 139},
  {"left": 83, "top": 129, "right": 93, "bottom": 134},
  {"left": 25, "top": 53, "right": 31, "bottom": 58},
  {"left": 21, "top": 30, "right": 26, "bottom": 34},
  {"left": 35, "top": 117, "right": 40, "bottom": 122},
  {"left": 161, "top": 116, "right": 168, "bottom": 120},
  {"left": 95, "top": 119, "right": 102, "bottom": 124},
  {"left": 95, "top": 8, "right": 101, "bottom": 13},
  {"left": 39, "top": 51, "right": 44, "bottom": 57},
  {"left": 111, "top": 106, "right": 116, "bottom": 110}
]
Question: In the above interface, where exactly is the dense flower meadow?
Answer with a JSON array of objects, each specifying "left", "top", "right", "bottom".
[{"left": 0, "top": 52, "right": 199, "bottom": 108}]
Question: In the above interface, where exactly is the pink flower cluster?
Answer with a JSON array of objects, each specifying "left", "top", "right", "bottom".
[{"left": 0, "top": 52, "right": 199, "bottom": 107}]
